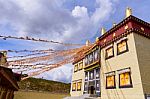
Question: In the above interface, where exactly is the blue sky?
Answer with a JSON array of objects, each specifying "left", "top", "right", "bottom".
[{"left": 0, "top": 0, "right": 150, "bottom": 83}]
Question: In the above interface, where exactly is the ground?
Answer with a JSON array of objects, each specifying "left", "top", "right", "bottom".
[{"left": 14, "top": 91, "right": 70, "bottom": 99}]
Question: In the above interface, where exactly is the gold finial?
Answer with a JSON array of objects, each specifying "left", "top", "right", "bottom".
[
  {"left": 0, "top": 51, "right": 7, "bottom": 57},
  {"left": 95, "top": 37, "right": 99, "bottom": 42},
  {"left": 0, "top": 51, "right": 8, "bottom": 67},
  {"left": 126, "top": 7, "right": 132, "bottom": 18},
  {"left": 113, "top": 23, "right": 116, "bottom": 27},
  {"left": 101, "top": 27, "right": 106, "bottom": 35},
  {"left": 86, "top": 40, "right": 90, "bottom": 46}
]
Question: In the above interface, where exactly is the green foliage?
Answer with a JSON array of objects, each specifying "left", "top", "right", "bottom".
[{"left": 18, "top": 77, "right": 71, "bottom": 93}]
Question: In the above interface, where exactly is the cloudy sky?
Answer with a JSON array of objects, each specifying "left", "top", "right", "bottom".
[{"left": 0, "top": 0, "right": 150, "bottom": 83}]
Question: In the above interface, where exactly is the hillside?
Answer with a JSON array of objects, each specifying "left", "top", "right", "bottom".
[{"left": 18, "top": 78, "right": 71, "bottom": 93}]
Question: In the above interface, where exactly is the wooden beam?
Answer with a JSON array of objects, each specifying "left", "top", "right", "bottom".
[{"left": 0, "top": 69, "right": 19, "bottom": 91}]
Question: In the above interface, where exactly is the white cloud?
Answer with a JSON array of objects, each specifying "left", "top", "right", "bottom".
[
  {"left": 37, "top": 64, "right": 73, "bottom": 83},
  {"left": 72, "top": 6, "right": 89, "bottom": 18},
  {"left": 92, "top": 0, "right": 113, "bottom": 24},
  {"left": 0, "top": 0, "right": 118, "bottom": 82}
]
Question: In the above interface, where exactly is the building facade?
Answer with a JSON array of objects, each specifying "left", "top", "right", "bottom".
[
  {"left": 84, "top": 45, "right": 100, "bottom": 97},
  {"left": 70, "top": 8, "right": 150, "bottom": 99},
  {"left": 70, "top": 59, "right": 85, "bottom": 96}
]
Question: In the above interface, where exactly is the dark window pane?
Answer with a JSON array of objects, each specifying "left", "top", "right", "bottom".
[
  {"left": 96, "top": 80, "right": 100, "bottom": 91},
  {"left": 84, "top": 82, "right": 88, "bottom": 91},
  {"left": 89, "top": 53, "right": 93, "bottom": 64},
  {"left": 96, "top": 68, "right": 100, "bottom": 79},
  {"left": 89, "top": 70, "right": 94, "bottom": 80},
  {"left": 85, "top": 72, "right": 88, "bottom": 81},
  {"left": 85, "top": 56, "right": 88, "bottom": 66},
  {"left": 94, "top": 50, "right": 99, "bottom": 61}
]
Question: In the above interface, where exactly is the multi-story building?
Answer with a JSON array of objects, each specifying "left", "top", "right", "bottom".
[{"left": 70, "top": 8, "right": 150, "bottom": 99}]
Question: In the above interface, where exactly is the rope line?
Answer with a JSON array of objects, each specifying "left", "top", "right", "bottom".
[{"left": 0, "top": 35, "right": 84, "bottom": 46}]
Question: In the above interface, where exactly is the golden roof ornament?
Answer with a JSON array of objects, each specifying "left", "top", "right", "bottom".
[
  {"left": 1, "top": 51, "right": 7, "bottom": 57},
  {"left": 86, "top": 40, "right": 90, "bottom": 46},
  {"left": 0, "top": 51, "right": 8, "bottom": 67},
  {"left": 101, "top": 27, "right": 106, "bottom": 35},
  {"left": 95, "top": 37, "right": 99, "bottom": 42},
  {"left": 126, "top": 7, "right": 132, "bottom": 18},
  {"left": 113, "top": 22, "right": 116, "bottom": 27}
]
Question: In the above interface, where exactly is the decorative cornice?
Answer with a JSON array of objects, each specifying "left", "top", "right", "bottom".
[
  {"left": 100, "top": 28, "right": 150, "bottom": 48},
  {"left": 98, "top": 15, "right": 150, "bottom": 48},
  {"left": 99, "top": 15, "right": 150, "bottom": 40}
]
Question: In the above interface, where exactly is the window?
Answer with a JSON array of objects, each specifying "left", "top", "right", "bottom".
[
  {"left": 85, "top": 72, "right": 88, "bottom": 81},
  {"left": 78, "top": 62, "right": 83, "bottom": 70},
  {"left": 106, "top": 72, "right": 116, "bottom": 89},
  {"left": 89, "top": 70, "right": 94, "bottom": 80},
  {"left": 85, "top": 56, "right": 88, "bottom": 66},
  {"left": 145, "top": 94, "right": 150, "bottom": 99},
  {"left": 74, "top": 64, "right": 78, "bottom": 72},
  {"left": 105, "top": 46, "right": 114, "bottom": 59},
  {"left": 94, "top": 49, "right": 99, "bottom": 61},
  {"left": 89, "top": 81, "right": 95, "bottom": 87},
  {"left": 96, "top": 68, "right": 100, "bottom": 79},
  {"left": 119, "top": 72, "right": 132, "bottom": 88},
  {"left": 84, "top": 82, "right": 88, "bottom": 91},
  {"left": 89, "top": 53, "right": 93, "bottom": 64},
  {"left": 96, "top": 80, "right": 100, "bottom": 91},
  {"left": 72, "top": 82, "right": 76, "bottom": 91},
  {"left": 106, "top": 75, "right": 115, "bottom": 89},
  {"left": 117, "top": 39, "right": 128, "bottom": 55},
  {"left": 77, "top": 81, "right": 82, "bottom": 91}
]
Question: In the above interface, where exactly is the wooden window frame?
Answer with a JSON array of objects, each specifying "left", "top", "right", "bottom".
[
  {"left": 84, "top": 82, "right": 88, "bottom": 92},
  {"left": 117, "top": 39, "right": 129, "bottom": 55},
  {"left": 85, "top": 56, "right": 88, "bottom": 66},
  {"left": 85, "top": 72, "right": 88, "bottom": 81},
  {"left": 105, "top": 71, "right": 116, "bottom": 89},
  {"left": 89, "top": 70, "right": 94, "bottom": 80},
  {"left": 96, "top": 80, "right": 100, "bottom": 91},
  {"left": 119, "top": 72, "right": 133, "bottom": 88},
  {"left": 94, "top": 49, "right": 99, "bottom": 62},
  {"left": 105, "top": 46, "right": 114, "bottom": 60},
  {"left": 74, "top": 64, "right": 78, "bottom": 72},
  {"left": 96, "top": 68, "right": 100, "bottom": 79},
  {"left": 77, "top": 81, "right": 82, "bottom": 91},
  {"left": 106, "top": 75, "right": 116, "bottom": 89},
  {"left": 72, "top": 82, "right": 76, "bottom": 91},
  {"left": 78, "top": 62, "right": 83, "bottom": 71},
  {"left": 89, "top": 53, "right": 94, "bottom": 64}
]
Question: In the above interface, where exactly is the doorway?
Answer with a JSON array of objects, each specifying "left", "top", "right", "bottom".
[{"left": 89, "top": 86, "right": 95, "bottom": 94}]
